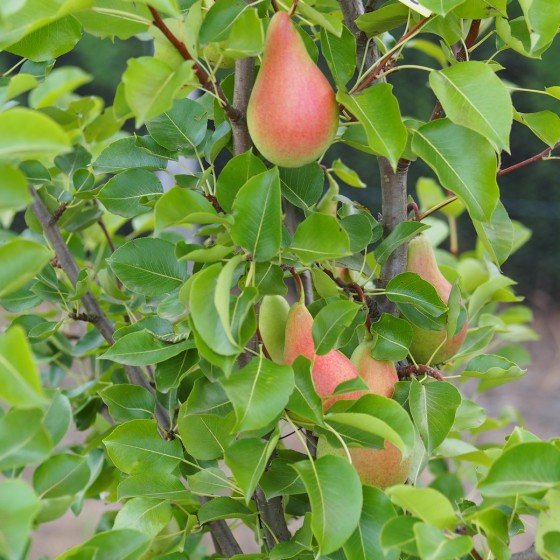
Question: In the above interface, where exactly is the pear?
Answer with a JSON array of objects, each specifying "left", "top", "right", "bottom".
[
  {"left": 316, "top": 439, "right": 412, "bottom": 489},
  {"left": 283, "top": 302, "right": 362, "bottom": 409},
  {"left": 247, "top": 12, "right": 339, "bottom": 168},
  {"left": 318, "top": 339, "right": 411, "bottom": 488},
  {"left": 259, "top": 295, "right": 290, "bottom": 364},
  {"left": 406, "top": 234, "right": 468, "bottom": 364},
  {"left": 351, "top": 340, "right": 399, "bottom": 398}
]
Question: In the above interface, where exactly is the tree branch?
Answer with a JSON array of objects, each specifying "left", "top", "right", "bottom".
[
  {"left": 511, "top": 546, "right": 539, "bottom": 560},
  {"left": 498, "top": 141, "right": 560, "bottom": 176},
  {"left": 30, "top": 188, "right": 171, "bottom": 432},
  {"left": 254, "top": 488, "right": 291, "bottom": 548},
  {"left": 199, "top": 496, "right": 244, "bottom": 556},
  {"left": 148, "top": 5, "right": 241, "bottom": 122},
  {"left": 232, "top": 56, "right": 254, "bottom": 154},
  {"left": 338, "top": 0, "right": 376, "bottom": 68}
]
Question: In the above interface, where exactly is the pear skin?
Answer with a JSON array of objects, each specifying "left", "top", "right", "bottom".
[
  {"left": 247, "top": 12, "right": 339, "bottom": 167},
  {"left": 283, "top": 302, "right": 361, "bottom": 409},
  {"left": 351, "top": 341, "right": 399, "bottom": 398},
  {"left": 259, "top": 295, "right": 291, "bottom": 364},
  {"left": 316, "top": 438, "right": 412, "bottom": 489},
  {"left": 406, "top": 234, "right": 468, "bottom": 364}
]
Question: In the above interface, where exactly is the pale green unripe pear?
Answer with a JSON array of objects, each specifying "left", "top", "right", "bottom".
[
  {"left": 259, "top": 295, "right": 290, "bottom": 364},
  {"left": 406, "top": 234, "right": 468, "bottom": 364}
]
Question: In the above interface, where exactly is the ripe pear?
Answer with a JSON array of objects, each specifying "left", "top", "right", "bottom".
[
  {"left": 351, "top": 340, "right": 399, "bottom": 398},
  {"left": 316, "top": 439, "right": 412, "bottom": 489},
  {"left": 283, "top": 302, "right": 362, "bottom": 409},
  {"left": 406, "top": 234, "right": 468, "bottom": 364},
  {"left": 317, "top": 339, "right": 411, "bottom": 489},
  {"left": 247, "top": 12, "right": 339, "bottom": 168}
]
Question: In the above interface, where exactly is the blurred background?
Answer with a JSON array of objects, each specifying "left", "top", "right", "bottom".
[{"left": 0, "top": 16, "right": 559, "bottom": 559}]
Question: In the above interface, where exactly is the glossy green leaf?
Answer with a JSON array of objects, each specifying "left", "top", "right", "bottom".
[
  {"left": 231, "top": 168, "right": 282, "bottom": 262},
  {"left": 320, "top": 26, "right": 356, "bottom": 86},
  {"left": 412, "top": 119, "right": 499, "bottom": 222},
  {"left": 312, "top": 299, "right": 361, "bottom": 355},
  {"left": 113, "top": 497, "right": 172, "bottom": 538},
  {"left": 104, "top": 419, "right": 184, "bottom": 475},
  {"left": 222, "top": 355, "right": 294, "bottom": 432},
  {"left": 293, "top": 455, "right": 362, "bottom": 554},
  {"left": 338, "top": 85, "right": 407, "bottom": 170},
  {"left": 108, "top": 237, "right": 188, "bottom": 297},
  {"left": 430, "top": 61, "right": 512, "bottom": 153},
  {"left": 371, "top": 314, "right": 413, "bottom": 361}
]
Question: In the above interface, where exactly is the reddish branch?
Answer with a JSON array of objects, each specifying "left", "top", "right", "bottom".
[
  {"left": 148, "top": 6, "right": 241, "bottom": 122},
  {"left": 353, "top": 15, "right": 432, "bottom": 94},
  {"left": 498, "top": 141, "right": 560, "bottom": 176}
]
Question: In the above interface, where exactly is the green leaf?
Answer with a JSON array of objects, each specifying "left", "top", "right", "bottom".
[
  {"left": 374, "top": 221, "right": 428, "bottom": 267},
  {"left": 479, "top": 442, "right": 560, "bottom": 497},
  {"left": 356, "top": 3, "right": 409, "bottom": 36},
  {"left": 287, "top": 357, "right": 324, "bottom": 424},
  {"left": 155, "top": 187, "right": 217, "bottom": 232},
  {"left": 98, "top": 169, "right": 163, "bottom": 218},
  {"left": 429, "top": 62, "right": 512, "bottom": 153},
  {"left": 517, "top": 110, "right": 560, "bottom": 148},
  {"left": 380, "top": 515, "right": 420, "bottom": 556},
  {"left": 95, "top": 136, "right": 167, "bottom": 173},
  {"left": 0, "top": 326, "right": 47, "bottom": 408},
  {"left": 473, "top": 200, "right": 514, "bottom": 266},
  {"left": 33, "top": 453, "right": 90, "bottom": 498},
  {"left": 103, "top": 419, "right": 184, "bottom": 475},
  {"left": 0, "top": 408, "right": 51, "bottom": 470},
  {"left": 0, "top": 108, "right": 70, "bottom": 162},
  {"left": 418, "top": 0, "right": 470, "bottom": 16},
  {"left": 409, "top": 379, "right": 461, "bottom": 452},
  {"left": 291, "top": 213, "right": 351, "bottom": 264},
  {"left": 412, "top": 119, "right": 499, "bottom": 222},
  {"left": 461, "top": 354, "right": 525, "bottom": 391},
  {"left": 312, "top": 299, "right": 361, "bottom": 355},
  {"left": 371, "top": 314, "right": 413, "bottom": 362},
  {"left": 518, "top": 0, "right": 560, "bottom": 55},
  {"left": 386, "top": 485, "right": 457, "bottom": 529},
  {"left": 189, "top": 263, "right": 240, "bottom": 356},
  {"left": 198, "top": 497, "right": 254, "bottom": 523},
  {"left": 100, "top": 384, "right": 156, "bottom": 421},
  {"left": 343, "top": 486, "right": 398, "bottom": 560},
  {"left": 225, "top": 434, "right": 279, "bottom": 503},
  {"left": 57, "top": 529, "right": 151, "bottom": 560},
  {"left": 0, "top": 479, "right": 40, "bottom": 560},
  {"left": 320, "top": 27, "right": 356, "bottom": 86},
  {"left": 199, "top": 0, "right": 247, "bottom": 44},
  {"left": 108, "top": 237, "right": 188, "bottom": 297},
  {"left": 29, "top": 66, "right": 91, "bottom": 108},
  {"left": 100, "top": 330, "right": 193, "bottom": 366},
  {"left": 123, "top": 57, "right": 195, "bottom": 125},
  {"left": 337, "top": 85, "right": 407, "bottom": 170},
  {"left": 216, "top": 151, "right": 267, "bottom": 212},
  {"left": 0, "top": 164, "right": 30, "bottom": 210},
  {"left": 293, "top": 455, "right": 362, "bottom": 554},
  {"left": 225, "top": 7, "right": 264, "bottom": 58},
  {"left": 222, "top": 355, "right": 294, "bottom": 432},
  {"left": 279, "top": 162, "right": 325, "bottom": 210},
  {"left": 147, "top": 97, "right": 208, "bottom": 151},
  {"left": 118, "top": 472, "right": 196, "bottom": 503},
  {"left": 231, "top": 168, "right": 282, "bottom": 262},
  {"left": 331, "top": 158, "right": 366, "bottom": 188},
  {"left": 414, "top": 523, "right": 473, "bottom": 560},
  {"left": 114, "top": 497, "right": 172, "bottom": 538},
  {"left": 385, "top": 272, "right": 447, "bottom": 318}
]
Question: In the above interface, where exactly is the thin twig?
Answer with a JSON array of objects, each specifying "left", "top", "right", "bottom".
[
  {"left": 98, "top": 219, "right": 116, "bottom": 253},
  {"left": 397, "top": 363, "right": 443, "bottom": 381},
  {"left": 50, "top": 202, "right": 68, "bottom": 225},
  {"left": 498, "top": 141, "right": 560, "bottom": 176},
  {"left": 148, "top": 6, "right": 241, "bottom": 122},
  {"left": 419, "top": 195, "right": 458, "bottom": 220},
  {"left": 353, "top": 15, "right": 432, "bottom": 94}
]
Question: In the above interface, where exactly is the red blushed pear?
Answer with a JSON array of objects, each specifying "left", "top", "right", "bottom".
[
  {"left": 247, "top": 11, "right": 339, "bottom": 168},
  {"left": 283, "top": 302, "right": 362, "bottom": 410},
  {"left": 350, "top": 340, "right": 399, "bottom": 398},
  {"left": 318, "top": 339, "right": 412, "bottom": 489},
  {"left": 406, "top": 234, "right": 468, "bottom": 364}
]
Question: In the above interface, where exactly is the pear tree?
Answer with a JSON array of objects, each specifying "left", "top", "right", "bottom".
[{"left": 0, "top": 0, "right": 559, "bottom": 559}]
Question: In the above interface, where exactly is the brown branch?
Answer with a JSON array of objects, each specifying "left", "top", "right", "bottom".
[
  {"left": 148, "top": 6, "right": 241, "bottom": 122},
  {"left": 30, "top": 188, "right": 171, "bottom": 432},
  {"left": 338, "top": 0, "right": 376, "bottom": 69},
  {"left": 498, "top": 141, "right": 560, "bottom": 176},
  {"left": 199, "top": 496, "right": 243, "bottom": 556},
  {"left": 232, "top": 56, "right": 254, "bottom": 154},
  {"left": 397, "top": 363, "right": 443, "bottom": 381},
  {"left": 50, "top": 202, "right": 68, "bottom": 225},
  {"left": 353, "top": 15, "right": 432, "bottom": 94},
  {"left": 254, "top": 488, "right": 291, "bottom": 548},
  {"left": 98, "top": 219, "right": 116, "bottom": 253}
]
